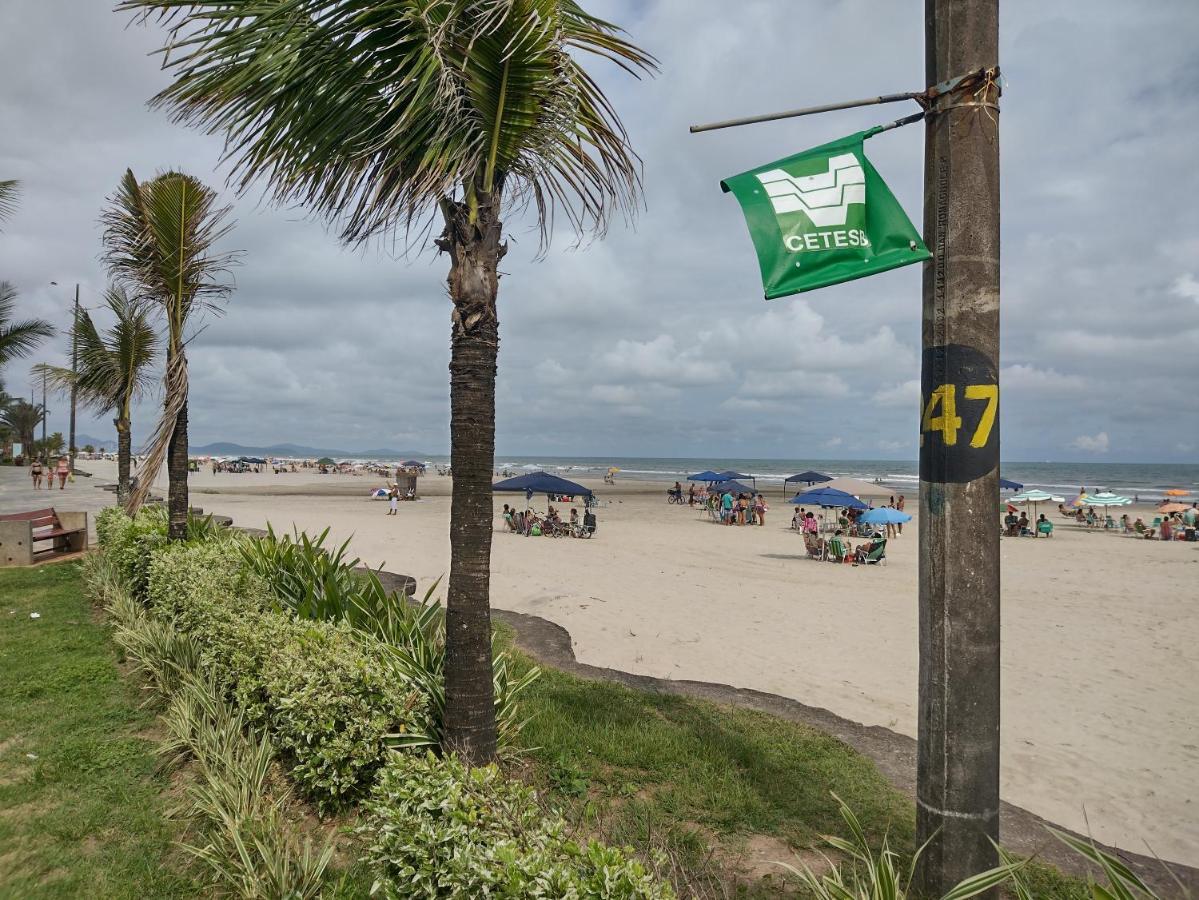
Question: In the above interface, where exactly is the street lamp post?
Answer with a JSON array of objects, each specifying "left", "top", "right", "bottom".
[{"left": 69, "top": 284, "right": 79, "bottom": 473}]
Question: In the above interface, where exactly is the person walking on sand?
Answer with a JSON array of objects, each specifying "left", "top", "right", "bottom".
[
  {"left": 896, "top": 494, "right": 905, "bottom": 535},
  {"left": 30, "top": 457, "right": 44, "bottom": 489},
  {"left": 387, "top": 484, "right": 399, "bottom": 515}
]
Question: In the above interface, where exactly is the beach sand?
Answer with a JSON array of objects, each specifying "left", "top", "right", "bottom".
[{"left": 83, "top": 461, "right": 1199, "bottom": 865}]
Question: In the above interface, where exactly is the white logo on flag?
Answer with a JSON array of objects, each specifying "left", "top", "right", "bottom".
[{"left": 756, "top": 153, "right": 865, "bottom": 226}]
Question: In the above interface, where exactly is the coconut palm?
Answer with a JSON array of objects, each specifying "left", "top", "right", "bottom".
[
  {"left": 101, "top": 169, "right": 237, "bottom": 538},
  {"left": 120, "top": 0, "right": 654, "bottom": 765},
  {"left": 1, "top": 398, "right": 44, "bottom": 454},
  {"left": 33, "top": 287, "right": 159, "bottom": 503},
  {"left": 1, "top": 182, "right": 55, "bottom": 376}
]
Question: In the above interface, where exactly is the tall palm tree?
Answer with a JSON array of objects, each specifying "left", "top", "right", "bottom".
[
  {"left": 1, "top": 399, "right": 44, "bottom": 454},
  {"left": 1, "top": 181, "right": 55, "bottom": 377},
  {"left": 120, "top": 0, "right": 653, "bottom": 765},
  {"left": 33, "top": 287, "right": 159, "bottom": 503},
  {"left": 101, "top": 169, "right": 237, "bottom": 538}
]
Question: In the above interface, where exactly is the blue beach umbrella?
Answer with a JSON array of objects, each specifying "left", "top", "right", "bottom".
[
  {"left": 998, "top": 477, "right": 1023, "bottom": 491},
  {"left": 788, "top": 487, "right": 869, "bottom": 510},
  {"left": 859, "top": 507, "right": 912, "bottom": 525},
  {"left": 687, "top": 470, "right": 728, "bottom": 482}
]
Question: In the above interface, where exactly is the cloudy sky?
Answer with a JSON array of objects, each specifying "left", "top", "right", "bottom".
[{"left": 2, "top": 1, "right": 1197, "bottom": 462}]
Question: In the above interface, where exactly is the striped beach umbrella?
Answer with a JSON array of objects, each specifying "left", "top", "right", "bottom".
[{"left": 1084, "top": 492, "right": 1133, "bottom": 507}]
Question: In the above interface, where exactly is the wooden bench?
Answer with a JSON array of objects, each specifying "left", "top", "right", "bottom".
[{"left": 0, "top": 508, "right": 88, "bottom": 567}]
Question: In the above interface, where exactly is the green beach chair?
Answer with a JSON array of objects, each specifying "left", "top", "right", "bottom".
[
  {"left": 827, "top": 537, "right": 847, "bottom": 563},
  {"left": 861, "top": 538, "right": 887, "bottom": 565}
]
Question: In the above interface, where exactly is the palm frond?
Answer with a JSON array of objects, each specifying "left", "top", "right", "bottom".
[
  {"left": 30, "top": 286, "right": 159, "bottom": 417},
  {"left": 102, "top": 169, "right": 238, "bottom": 328},
  {"left": 0, "top": 180, "right": 18, "bottom": 230},
  {"left": 0, "top": 282, "right": 56, "bottom": 369},
  {"left": 119, "top": 0, "right": 656, "bottom": 246}
]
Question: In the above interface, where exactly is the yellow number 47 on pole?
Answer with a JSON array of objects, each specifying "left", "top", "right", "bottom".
[{"left": 921, "top": 383, "right": 998, "bottom": 448}]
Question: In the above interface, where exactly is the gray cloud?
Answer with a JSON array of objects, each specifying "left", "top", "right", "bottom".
[{"left": 2, "top": 0, "right": 1196, "bottom": 461}]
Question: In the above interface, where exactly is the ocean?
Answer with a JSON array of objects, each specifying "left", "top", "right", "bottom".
[{"left": 470, "top": 457, "right": 1198, "bottom": 504}]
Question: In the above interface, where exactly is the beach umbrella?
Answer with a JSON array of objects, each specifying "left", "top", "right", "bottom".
[
  {"left": 716, "top": 470, "right": 756, "bottom": 489},
  {"left": 369, "top": 487, "right": 389, "bottom": 500},
  {"left": 859, "top": 507, "right": 912, "bottom": 525},
  {"left": 788, "top": 487, "right": 869, "bottom": 510},
  {"left": 1164, "top": 488, "right": 1189, "bottom": 497},
  {"left": 400, "top": 459, "right": 426, "bottom": 470},
  {"left": 998, "top": 477, "right": 1023, "bottom": 491},
  {"left": 1010, "top": 489, "right": 1065, "bottom": 521},
  {"left": 316, "top": 456, "right": 335, "bottom": 466},
  {"left": 687, "top": 470, "right": 727, "bottom": 482},
  {"left": 1085, "top": 492, "right": 1133, "bottom": 507},
  {"left": 1158, "top": 502, "right": 1188, "bottom": 514},
  {"left": 820, "top": 476, "right": 893, "bottom": 500}
]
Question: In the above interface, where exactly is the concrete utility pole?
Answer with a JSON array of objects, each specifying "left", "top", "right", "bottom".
[
  {"left": 69, "top": 283, "right": 79, "bottom": 473},
  {"left": 916, "top": 0, "right": 1001, "bottom": 894}
]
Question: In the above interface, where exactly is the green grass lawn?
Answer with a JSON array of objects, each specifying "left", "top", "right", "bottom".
[{"left": 0, "top": 563, "right": 199, "bottom": 899}]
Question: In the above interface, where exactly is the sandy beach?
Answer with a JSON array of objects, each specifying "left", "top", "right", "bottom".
[{"left": 67, "top": 460, "right": 1199, "bottom": 866}]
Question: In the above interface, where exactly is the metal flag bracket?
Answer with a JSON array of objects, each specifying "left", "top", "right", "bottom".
[{"left": 688, "top": 65, "right": 1001, "bottom": 135}]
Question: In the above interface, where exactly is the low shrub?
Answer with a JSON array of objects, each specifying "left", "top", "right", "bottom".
[
  {"left": 97, "top": 506, "right": 168, "bottom": 602},
  {"left": 242, "top": 526, "right": 539, "bottom": 753},
  {"left": 144, "top": 539, "right": 429, "bottom": 810},
  {"left": 162, "top": 672, "right": 334, "bottom": 899},
  {"left": 360, "top": 752, "right": 674, "bottom": 899}
]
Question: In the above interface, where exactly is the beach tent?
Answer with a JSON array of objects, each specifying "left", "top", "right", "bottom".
[
  {"left": 400, "top": 459, "right": 426, "bottom": 470},
  {"left": 783, "top": 470, "right": 832, "bottom": 497},
  {"left": 998, "top": 477, "right": 1023, "bottom": 491},
  {"left": 369, "top": 487, "right": 390, "bottom": 500},
  {"left": 716, "top": 470, "right": 756, "bottom": 490},
  {"left": 859, "top": 507, "right": 912, "bottom": 525},
  {"left": 711, "top": 480, "right": 756, "bottom": 496},
  {"left": 820, "top": 476, "right": 892, "bottom": 499},
  {"left": 788, "top": 487, "right": 869, "bottom": 510},
  {"left": 687, "top": 470, "right": 728, "bottom": 482},
  {"left": 493, "top": 471, "right": 593, "bottom": 506}
]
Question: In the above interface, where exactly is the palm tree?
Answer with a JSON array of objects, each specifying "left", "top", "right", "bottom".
[
  {"left": 101, "top": 170, "right": 237, "bottom": 538},
  {"left": 120, "top": 0, "right": 653, "bottom": 765},
  {"left": 33, "top": 287, "right": 158, "bottom": 503},
  {"left": 1, "top": 399, "right": 44, "bottom": 455},
  {"left": 1, "top": 182, "right": 55, "bottom": 378}
]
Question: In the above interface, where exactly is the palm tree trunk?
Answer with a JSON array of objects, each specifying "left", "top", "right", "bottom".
[
  {"left": 438, "top": 196, "right": 505, "bottom": 764},
  {"left": 166, "top": 399, "right": 188, "bottom": 541},
  {"left": 115, "top": 416, "right": 131, "bottom": 506}
]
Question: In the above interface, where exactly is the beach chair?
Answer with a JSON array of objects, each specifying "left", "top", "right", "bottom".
[
  {"left": 1037, "top": 520, "right": 1054, "bottom": 538},
  {"left": 858, "top": 538, "right": 887, "bottom": 565},
  {"left": 803, "top": 532, "right": 824, "bottom": 560},
  {"left": 826, "top": 537, "right": 847, "bottom": 563}
]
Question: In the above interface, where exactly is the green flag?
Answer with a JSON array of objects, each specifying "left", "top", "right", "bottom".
[{"left": 721, "top": 128, "right": 930, "bottom": 298}]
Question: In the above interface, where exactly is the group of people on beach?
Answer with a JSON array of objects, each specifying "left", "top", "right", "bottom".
[
  {"left": 500, "top": 503, "right": 596, "bottom": 538},
  {"left": 28, "top": 456, "right": 70, "bottom": 490},
  {"left": 670, "top": 482, "right": 770, "bottom": 525}
]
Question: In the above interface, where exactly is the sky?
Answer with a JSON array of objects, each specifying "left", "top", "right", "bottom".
[{"left": 2, "top": 1, "right": 1197, "bottom": 462}]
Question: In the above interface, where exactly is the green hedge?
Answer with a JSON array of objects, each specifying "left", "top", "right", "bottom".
[
  {"left": 93, "top": 507, "right": 672, "bottom": 897},
  {"left": 361, "top": 753, "right": 673, "bottom": 899},
  {"left": 142, "top": 537, "right": 427, "bottom": 810}
]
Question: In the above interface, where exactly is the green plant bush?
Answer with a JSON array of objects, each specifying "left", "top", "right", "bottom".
[
  {"left": 360, "top": 752, "right": 673, "bottom": 900},
  {"left": 143, "top": 540, "right": 429, "bottom": 810},
  {"left": 242, "top": 526, "right": 539, "bottom": 752},
  {"left": 97, "top": 506, "right": 168, "bottom": 602}
]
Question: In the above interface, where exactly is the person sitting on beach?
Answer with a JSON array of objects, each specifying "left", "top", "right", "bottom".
[
  {"left": 1017, "top": 512, "right": 1030, "bottom": 536},
  {"left": 570, "top": 508, "right": 579, "bottom": 528},
  {"left": 1037, "top": 514, "right": 1053, "bottom": 537},
  {"left": 1084, "top": 508, "right": 1098, "bottom": 528},
  {"left": 855, "top": 532, "right": 884, "bottom": 563},
  {"left": 501, "top": 504, "right": 516, "bottom": 531},
  {"left": 1004, "top": 510, "right": 1019, "bottom": 537},
  {"left": 803, "top": 511, "right": 819, "bottom": 535}
]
